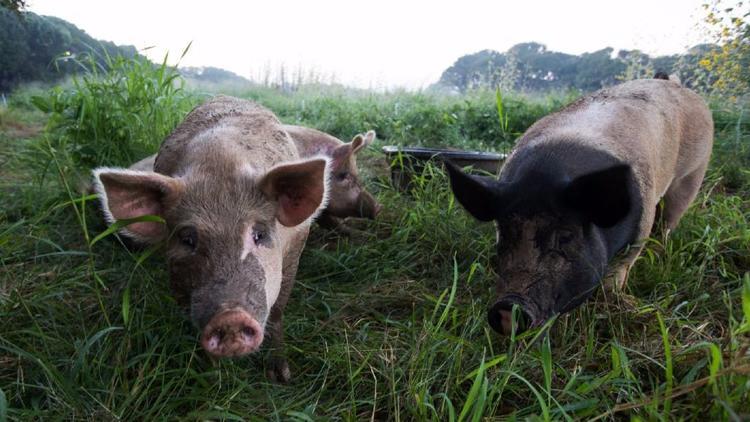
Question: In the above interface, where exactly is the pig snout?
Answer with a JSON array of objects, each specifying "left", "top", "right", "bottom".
[
  {"left": 356, "top": 191, "right": 382, "bottom": 219},
  {"left": 487, "top": 295, "right": 538, "bottom": 335},
  {"left": 200, "top": 308, "right": 264, "bottom": 357}
]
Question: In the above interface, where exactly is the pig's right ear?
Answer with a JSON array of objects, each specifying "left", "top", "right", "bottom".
[
  {"left": 92, "top": 168, "right": 184, "bottom": 243},
  {"left": 562, "top": 164, "right": 632, "bottom": 228},
  {"left": 444, "top": 160, "right": 503, "bottom": 222},
  {"left": 259, "top": 157, "right": 330, "bottom": 227}
]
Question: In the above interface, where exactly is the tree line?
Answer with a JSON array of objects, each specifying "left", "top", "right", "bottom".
[
  {"left": 434, "top": 42, "right": 717, "bottom": 93},
  {"left": 0, "top": 7, "right": 137, "bottom": 92}
]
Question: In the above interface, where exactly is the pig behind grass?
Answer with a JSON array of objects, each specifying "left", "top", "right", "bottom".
[
  {"left": 282, "top": 125, "right": 382, "bottom": 232},
  {"left": 446, "top": 77, "right": 713, "bottom": 335},
  {"left": 93, "top": 96, "right": 331, "bottom": 381},
  {"left": 128, "top": 126, "right": 382, "bottom": 233}
]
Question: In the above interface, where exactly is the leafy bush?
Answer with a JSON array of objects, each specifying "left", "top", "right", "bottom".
[
  {"left": 710, "top": 100, "right": 750, "bottom": 193},
  {"left": 31, "top": 52, "right": 195, "bottom": 168},
  {"left": 699, "top": 0, "right": 750, "bottom": 99}
]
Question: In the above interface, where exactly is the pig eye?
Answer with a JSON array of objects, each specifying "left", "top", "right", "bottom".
[
  {"left": 335, "top": 171, "right": 349, "bottom": 181},
  {"left": 252, "top": 227, "right": 268, "bottom": 246},
  {"left": 178, "top": 227, "right": 198, "bottom": 250}
]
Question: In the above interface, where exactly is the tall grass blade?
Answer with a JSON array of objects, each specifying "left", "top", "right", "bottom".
[
  {"left": 459, "top": 351, "right": 487, "bottom": 422},
  {"left": 89, "top": 215, "right": 165, "bottom": 246},
  {"left": 0, "top": 387, "right": 7, "bottom": 422},
  {"left": 656, "top": 312, "right": 673, "bottom": 415}
]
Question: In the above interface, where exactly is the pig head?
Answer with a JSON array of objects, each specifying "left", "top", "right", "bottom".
[
  {"left": 447, "top": 156, "right": 637, "bottom": 334},
  {"left": 93, "top": 97, "right": 330, "bottom": 378},
  {"left": 447, "top": 78, "right": 713, "bottom": 335},
  {"left": 283, "top": 125, "right": 382, "bottom": 221}
]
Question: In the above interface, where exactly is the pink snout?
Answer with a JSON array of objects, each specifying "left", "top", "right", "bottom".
[{"left": 200, "top": 308, "right": 264, "bottom": 357}]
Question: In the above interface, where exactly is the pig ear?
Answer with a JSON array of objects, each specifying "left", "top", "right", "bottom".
[
  {"left": 562, "top": 164, "right": 632, "bottom": 228},
  {"left": 444, "top": 160, "right": 503, "bottom": 222},
  {"left": 351, "top": 130, "right": 376, "bottom": 154},
  {"left": 259, "top": 157, "right": 330, "bottom": 227},
  {"left": 93, "top": 168, "right": 184, "bottom": 243}
]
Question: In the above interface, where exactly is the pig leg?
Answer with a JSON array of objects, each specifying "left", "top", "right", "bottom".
[
  {"left": 265, "top": 273, "right": 295, "bottom": 383},
  {"left": 600, "top": 241, "right": 647, "bottom": 312},
  {"left": 607, "top": 197, "right": 659, "bottom": 291},
  {"left": 607, "top": 166, "right": 707, "bottom": 293},
  {"left": 609, "top": 244, "right": 646, "bottom": 290},
  {"left": 265, "top": 231, "right": 308, "bottom": 383},
  {"left": 316, "top": 212, "right": 364, "bottom": 237},
  {"left": 316, "top": 212, "right": 347, "bottom": 232},
  {"left": 660, "top": 165, "right": 708, "bottom": 231},
  {"left": 266, "top": 300, "right": 292, "bottom": 382}
]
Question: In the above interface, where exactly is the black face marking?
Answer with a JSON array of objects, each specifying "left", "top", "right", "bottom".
[{"left": 495, "top": 143, "right": 643, "bottom": 258}]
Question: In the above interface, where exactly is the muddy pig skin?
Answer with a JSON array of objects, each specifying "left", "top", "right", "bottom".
[
  {"left": 446, "top": 78, "right": 713, "bottom": 335},
  {"left": 128, "top": 126, "right": 381, "bottom": 231},
  {"left": 93, "top": 96, "right": 331, "bottom": 381}
]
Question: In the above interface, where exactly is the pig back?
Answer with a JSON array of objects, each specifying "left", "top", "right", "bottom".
[
  {"left": 512, "top": 79, "right": 713, "bottom": 206},
  {"left": 154, "top": 96, "right": 299, "bottom": 176},
  {"left": 281, "top": 124, "right": 343, "bottom": 158}
]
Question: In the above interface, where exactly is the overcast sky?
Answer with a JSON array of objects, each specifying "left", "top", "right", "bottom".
[{"left": 27, "top": 0, "right": 711, "bottom": 89}]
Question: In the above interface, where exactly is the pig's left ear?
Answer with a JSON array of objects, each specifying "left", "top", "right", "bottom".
[
  {"left": 351, "top": 130, "right": 376, "bottom": 154},
  {"left": 332, "top": 130, "right": 375, "bottom": 166},
  {"left": 562, "top": 164, "right": 632, "bottom": 228},
  {"left": 260, "top": 157, "right": 330, "bottom": 227},
  {"left": 445, "top": 160, "right": 504, "bottom": 222}
]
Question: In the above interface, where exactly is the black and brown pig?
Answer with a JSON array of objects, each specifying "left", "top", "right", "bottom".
[
  {"left": 94, "top": 96, "right": 330, "bottom": 381},
  {"left": 446, "top": 78, "right": 713, "bottom": 335}
]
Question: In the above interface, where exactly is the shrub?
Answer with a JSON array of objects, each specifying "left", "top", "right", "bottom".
[{"left": 30, "top": 51, "right": 195, "bottom": 168}]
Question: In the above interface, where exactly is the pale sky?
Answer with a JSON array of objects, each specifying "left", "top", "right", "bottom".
[{"left": 27, "top": 0, "right": 711, "bottom": 89}]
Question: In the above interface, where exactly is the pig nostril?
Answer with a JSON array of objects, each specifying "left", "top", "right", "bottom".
[
  {"left": 207, "top": 333, "right": 221, "bottom": 350},
  {"left": 488, "top": 301, "right": 532, "bottom": 335},
  {"left": 487, "top": 306, "right": 504, "bottom": 333},
  {"left": 216, "top": 328, "right": 225, "bottom": 339},
  {"left": 241, "top": 326, "right": 255, "bottom": 339}
]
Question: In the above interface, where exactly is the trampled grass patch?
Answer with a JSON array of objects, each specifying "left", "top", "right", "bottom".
[{"left": 0, "top": 59, "right": 749, "bottom": 420}]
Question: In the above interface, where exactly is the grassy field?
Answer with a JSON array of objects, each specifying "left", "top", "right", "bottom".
[{"left": 1, "top": 57, "right": 749, "bottom": 420}]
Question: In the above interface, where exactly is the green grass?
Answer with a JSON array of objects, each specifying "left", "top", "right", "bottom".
[{"left": 0, "top": 57, "right": 749, "bottom": 420}]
